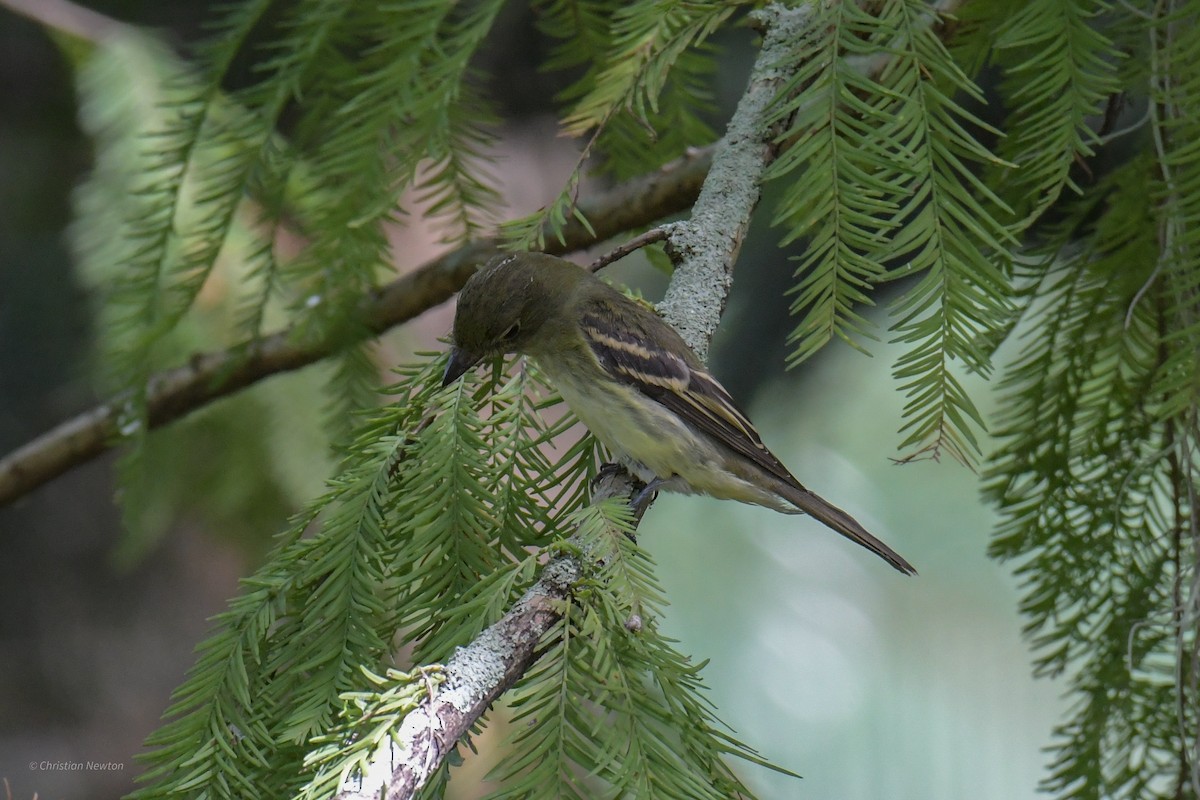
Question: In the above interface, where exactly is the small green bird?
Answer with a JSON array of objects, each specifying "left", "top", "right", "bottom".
[{"left": 442, "top": 252, "right": 916, "bottom": 575}]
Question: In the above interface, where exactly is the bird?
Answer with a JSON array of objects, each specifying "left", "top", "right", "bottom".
[{"left": 441, "top": 252, "right": 916, "bottom": 575}]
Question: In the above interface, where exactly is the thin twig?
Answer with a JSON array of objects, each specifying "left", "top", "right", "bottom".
[{"left": 588, "top": 227, "right": 670, "bottom": 272}]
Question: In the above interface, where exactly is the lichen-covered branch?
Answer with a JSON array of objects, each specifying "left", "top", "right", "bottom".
[
  {"left": 332, "top": 472, "right": 631, "bottom": 800},
  {"left": 657, "top": 5, "right": 814, "bottom": 355}
]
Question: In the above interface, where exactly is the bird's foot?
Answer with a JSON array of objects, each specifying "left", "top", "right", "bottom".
[
  {"left": 630, "top": 476, "right": 666, "bottom": 517},
  {"left": 590, "top": 462, "right": 625, "bottom": 492}
]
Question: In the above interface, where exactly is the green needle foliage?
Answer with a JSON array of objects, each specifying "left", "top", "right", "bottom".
[
  {"left": 491, "top": 500, "right": 782, "bottom": 799},
  {"left": 72, "top": 0, "right": 510, "bottom": 533},
  {"left": 299, "top": 665, "right": 448, "bottom": 800},
  {"left": 983, "top": 156, "right": 1194, "bottom": 800},
  {"left": 128, "top": 354, "right": 780, "bottom": 799},
  {"left": 971, "top": 4, "right": 1199, "bottom": 800},
  {"left": 56, "top": 0, "right": 1200, "bottom": 798},
  {"left": 766, "top": 0, "right": 1016, "bottom": 464},
  {"left": 129, "top": 353, "right": 542, "bottom": 798},
  {"left": 502, "top": 0, "right": 737, "bottom": 248}
]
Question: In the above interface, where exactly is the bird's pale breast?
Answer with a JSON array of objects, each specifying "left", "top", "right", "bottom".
[{"left": 535, "top": 353, "right": 791, "bottom": 511}]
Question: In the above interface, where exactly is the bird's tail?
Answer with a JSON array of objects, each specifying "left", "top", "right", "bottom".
[{"left": 780, "top": 485, "right": 917, "bottom": 575}]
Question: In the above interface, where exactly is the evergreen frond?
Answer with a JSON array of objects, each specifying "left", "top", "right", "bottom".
[
  {"left": 78, "top": 1, "right": 510, "bottom": 517},
  {"left": 230, "top": 135, "right": 293, "bottom": 343},
  {"left": 499, "top": 171, "right": 595, "bottom": 251},
  {"left": 504, "top": 0, "right": 733, "bottom": 248},
  {"left": 70, "top": 29, "right": 335, "bottom": 545},
  {"left": 104, "top": 0, "right": 277, "bottom": 390},
  {"left": 279, "top": 0, "right": 504, "bottom": 346},
  {"left": 488, "top": 608, "right": 590, "bottom": 800},
  {"left": 558, "top": 1, "right": 734, "bottom": 139},
  {"left": 311, "top": 343, "right": 378, "bottom": 452},
  {"left": 990, "top": 0, "right": 1121, "bottom": 223},
  {"left": 770, "top": 0, "right": 1015, "bottom": 463},
  {"left": 533, "top": 0, "right": 624, "bottom": 92},
  {"left": 413, "top": 79, "right": 502, "bottom": 243},
  {"left": 984, "top": 155, "right": 1197, "bottom": 800},
  {"left": 884, "top": 0, "right": 1017, "bottom": 465},
  {"left": 70, "top": 4, "right": 284, "bottom": 530},
  {"left": 765, "top": 1, "right": 908, "bottom": 363},
  {"left": 489, "top": 500, "right": 784, "bottom": 799},
  {"left": 390, "top": 360, "right": 596, "bottom": 669},
  {"left": 593, "top": 45, "right": 720, "bottom": 180},
  {"left": 393, "top": 365, "right": 549, "bottom": 663},
  {"left": 130, "top": 354, "right": 447, "bottom": 799},
  {"left": 1149, "top": 0, "right": 1200, "bottom": 431}
]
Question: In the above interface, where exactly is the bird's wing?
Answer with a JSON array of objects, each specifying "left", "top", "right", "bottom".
[
  {"left": 578, "top": 294, "right": 918, "bottom": 576},
  {"left": 577, "top": 297, "right": 801, "bottom": 489}
]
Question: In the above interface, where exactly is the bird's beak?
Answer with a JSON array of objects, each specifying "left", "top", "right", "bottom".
[{"left": 442, "top": 347, "right": 483, "bottom": 387}]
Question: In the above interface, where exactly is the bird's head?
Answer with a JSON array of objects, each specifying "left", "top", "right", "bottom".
[{"left": 442, "top": 253, "right": 587, "bottom": 386}]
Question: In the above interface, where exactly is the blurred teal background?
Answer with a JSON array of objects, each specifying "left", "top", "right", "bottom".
[{"left": 646, "top": 323, "right": 1063, "bottom": 798}]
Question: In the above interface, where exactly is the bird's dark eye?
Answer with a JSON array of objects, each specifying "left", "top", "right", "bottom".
[{"left": 501, "top": 322, "right": 521, "bottom": 341}]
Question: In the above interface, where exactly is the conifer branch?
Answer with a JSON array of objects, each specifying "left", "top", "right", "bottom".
[
  {"left": 328, "top": 3, "right": 973, "bottom": 793},
  {"left": 337, "top": 6, "right": 819, "bottom": 797},
  {"left": 0, "top": 147, "right": 711, "bottom": 507},
  {"left": 655, "top": 0, "right": 964, "bottom": 362},
  {"left": 334, "top": 470, "right": 634, "bottom": 800}
]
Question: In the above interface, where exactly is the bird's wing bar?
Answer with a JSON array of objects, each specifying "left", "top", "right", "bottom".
[{"left": 578, "top": 303, "right": 801, "bottom": 489}]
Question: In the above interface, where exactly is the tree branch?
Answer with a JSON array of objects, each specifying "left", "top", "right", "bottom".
[
  {"left": 0, "top": 0, "right": 127, "bottom": 42},
  {"left": 657, "top": 4, "right": 814, "bottom": 356},
  {"left": 0, "top": 147, "right": 711, "bottom": 507},
  {"left": 337, "top": 5, "right": 819, "bottom": 798},
  {"left": 335, "top": 469, "right": 635, "bottom": 800}
]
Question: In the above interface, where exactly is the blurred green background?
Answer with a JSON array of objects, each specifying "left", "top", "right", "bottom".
[
  {"left": 646, "top": 328, "right": 1063, "bottom": 799},
  {"left": 0, "top": 3, "right": 1061, "bottom": 798}
]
